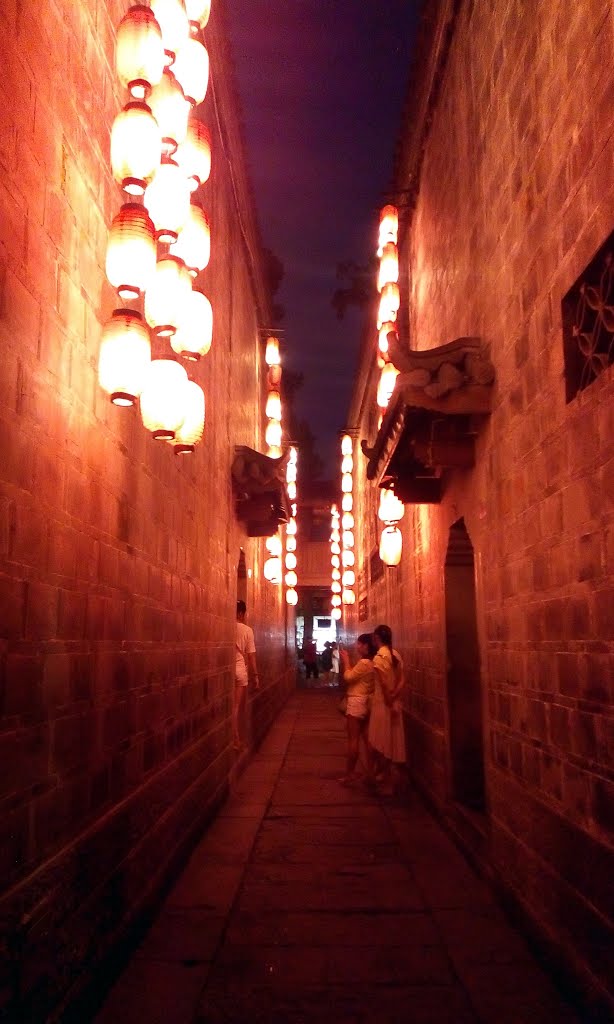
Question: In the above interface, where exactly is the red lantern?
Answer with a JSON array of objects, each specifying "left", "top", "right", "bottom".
[
  {"left": 172, "top": 36, "right": 209, "bottom": 107},
  {"left": 111, "top": 101, "right": 161, "bottom": 195},
  {"left": 170, "top": 202, "right": 210, "bottom": 275},
  {"left": 175, "top": 118, "right": 211, "bottom": 190},
  {"left": 98, "top": 309, "right": 151, "bottom": 406},
  {"left": 148, "top": 68, "right": 190, "bottom": 155},
  {"left": 145, "top": 255, "right": 192, "bottom": 337},
  {"left": 144, "top": 158, "right": 191, "bottom": 243},
  {"left": 171, "top": 289, "right": 213, "bottom": 360},
  {"left": 106, "top": 203, "right": 156, "bottom": 300},
  {"left": 116, "top": 5, "right": 165, "bottom": 99}
]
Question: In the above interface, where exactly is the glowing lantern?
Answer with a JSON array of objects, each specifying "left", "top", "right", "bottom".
[
  {"left": 332, "top": 568, "right": 341, "bottom": 581},
  {"left": 263, "top": 556, "right": 282, "bottom": 583},
  {"left": 342, "top": 494, "right": 353, "bottom": 513},
  {"left": 342, "top": 550, "right": 355, "bottom": 567},
  {"left": 265, "top": 420, "right": 282, "bottom": 448},
  {"left": 342, "top": 590, "right": 356, "bottom": 605},
  {"left": 268, "top": 364, "right": 282, "bottom": 388},
  {"left": 342, "top": 570, "right": 355, "bottom": 587},
  {"left": 98, "top": 309, "right": 151, "bottom": 406},
  {"left": 145, "top": 256, "right": 192, "bottom": 337},
  {"left": 331, "top": 555, "right": 340, "bottom": 569},
  {"left": 286, "top": 536, "right": 297, "bottom": 552},
  {"left": 266, "top": 390, "right": 282, "bottom": 420},
  {"left": 150, "top": 0, "right": 189, "bottom": 65},
  {"left": 341, "top": 434, "right": 352, "bottom": 455},
  {"left": 377, "top": 242, "right": 399, "bottom": 292},
  {"left": 380, "top": 526, "right": 402, "bottom": 567},
  {"left": 171, "top": 203, "right": 210, "bottom": 275},
  {"left": 341, "top": 455, "right": 353, "bottom": 474},
  {"left": 379, "top": 321, "right": 397, "bottom": 354},
  {"left": 265, "top": 337, "right": 280, "bottom": 365},
  {"left": 171, "top": 380, "right": 205, "bottom": 452},
  {"left": 289, "top": 446, "right": 298, "bottom": 464},
  {"left": 377, "top": 362, "right": 400, "bottom": 409},
  {"left": 342, "top": 531, "right": 354, "bottom": 548},
  {"left": 285, "top": 552, "right": 297, "bottom": 570},
  {"left": 105, "top": 204, "right": 156, "bottom": 301},
  {"left": 332, "top": 594, "right": 342, "bottom": 607},
  {"left": 172, "top": 36, "right": 209, "bottom": 106},
  {"left": 286, "top": 589, "right": 298, "bottom": 606},
  {"left": 331, "top": 529, "right": 340, "bottom": 543},
  {"left": 140, "top": 359, "right": 188, "bottom": 438},
  {"left": 290, "top": 502, "right": 297, "bottom": 517},
  {"left": 331, "top": 582, "right": 341, "bottom": 594},
  {"left": 171, "top": 290, "right": 212, "bottom": 360},
  {"left": 266, "top": 534, "right": 282, "bottom": 556},
  {"left": 341, "top": 473, "right": 353, "bottom": 493},
  {"left": 111, "top": 101, "right": 160, "bottom": 195},
  {"left": 287, "top": 481, "right": 297, "bottom": 500},
  {"left": 286, "top": 463, "right": 297, "bottom": 483},
  {"left": 331, "top": 542, "right": 340, "bottom": 556},
  {"left": 148, "top": 69, "right": 189, "bottom": 154},
  {"left": 176, "top": 119, "right": 211, "bottom": 191},
  {"left": 116, "top": 5, "right": 165, "bottom": 100},
  {"left": 268, "top": 446, "right": 282, "bottom": 458},
  {"left": 378, "top": 282, "right": 400, "bottom": 327},
  {"left": 378, "top": 488, "right": 405, "bottom": 524},
  {"left": 144, "top": 158, "right": 191, "bottom": 242},
  {"left": 285, "top": 571, "right": 297, "bottom": 588},
  {"left": 331, "top": 503, "right": 338, "bottom": 515},
  {"left": 342, "top": 512, "right": 354, "bottom": 530},
  {"left": 332, "top": 607, "right": 342, "bottom": 620},
  {"left": 378, "top": 204, "right": 398, "bottom": 255},
  {"left": 185, "top": 0, "right": 211, "bottom": 30},
  {"left": 286, "top": 519, "right": 297, "bottom": 537}
]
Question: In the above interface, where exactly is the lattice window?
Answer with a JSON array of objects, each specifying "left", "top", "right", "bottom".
[{"left": 562, "top": 230, "right": 614, "bottom": 402}]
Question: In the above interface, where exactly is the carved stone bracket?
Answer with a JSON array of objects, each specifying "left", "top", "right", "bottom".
[
  {"left": 231, "top": 446, "right": 290, "bottom": 536},
  {"left": 361, "top": 338, "right": 495, "bottom": 504}
]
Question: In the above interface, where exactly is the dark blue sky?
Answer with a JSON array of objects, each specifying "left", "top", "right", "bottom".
[{"left": 226, "top": 1, "right": 420, "bottom": 472}]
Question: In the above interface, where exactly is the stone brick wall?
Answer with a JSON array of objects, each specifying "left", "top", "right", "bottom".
[
  {"left": 348, "top": 0, "right": 613, "bottom": 1011},
  {"left": 0, "top": 1, "right": 292, "bottom": 1018}
]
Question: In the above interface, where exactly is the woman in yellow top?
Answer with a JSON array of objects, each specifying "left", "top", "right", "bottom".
[
  {"left": 338, "top": 633, "right": 376, "bottom": 784},
  {"left": 368, "top": 624, "right": 406, "bottom": 792}
]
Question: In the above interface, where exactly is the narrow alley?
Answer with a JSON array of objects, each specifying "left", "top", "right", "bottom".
[{"left": 94, "top": 692, "right": 580, "bottom": 1024}]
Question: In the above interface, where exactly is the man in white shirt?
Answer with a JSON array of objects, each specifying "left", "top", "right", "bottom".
[{"left": 234, "top": 601, "right": 259, "bottom": 748}]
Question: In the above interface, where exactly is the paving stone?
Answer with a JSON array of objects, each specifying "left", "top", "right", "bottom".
[
  {"left": 433, "top": 907, "right": 534, "bottom": 965},
  {"left": 165, "top": 864, "right": 245, "bottom": 912},
  {"left": 224, "top": 910, "right": 440, "bottom": 947},
  {"left": 134, "top": 909, "right": 225, "bottom": 963},
  {"left": 250, "top": 839, "right": 401, "bottom": 866},
  {"left": 454, "top": 960, "right": 582, "bottom": 1023},
  {"left": 96, "top": 959, "right": 209, "bottom": 1024}
]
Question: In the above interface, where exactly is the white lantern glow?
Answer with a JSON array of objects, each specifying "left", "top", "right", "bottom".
[
  {"left": 342, "top": 531, "right": 354, "bottom": 548},
  {"left": 106, "top": 203, "right": 156, "bottom": 300},
  {"left": 145, "top": 255, "right": 192, "bottom": 337},
  {"left": 341, "top": 473, "right": 353, "bottom": 493},
  {"left": 332, "top": 607, "right": 342, "bottom": 620},
  {"left": 331, "top": 582, "right": 341, "bottom": 594},
  {"left": 185, "top": 0, "right": 211, "bottom": 30},
  {"left": 286, "top": 463, "right": 297, "bottom": 483},
  {"left": 285, "top": 571, "right": 298, "bottom": 588},
  {"left": 341, "top": 512, "right": 354, "bottom": 530},
  {"left": 286, "top": 536, "right": 297, "bottom": 552},
  {"left": 380, "top": 525, "right": 403, "bottom": 567},
  {"left": 341, "top": 434, "right": 352, "bottom": 456},
  {"left": 170, "top": 203, "right": 210, "bottom": 275},
  {"left": 98, "top": 309, "right": 151, "bottom": 406},
  {"left": 148, "top": 69, "right": 190, "bottom": 154},
  {"left": 175, "top": 118, "right": 211, "bottom": 190},
  {"left": 267, "top": 446, "right": 282, "bottom": 459},
  {"left": 266, "top": 390, "right": 282, "bottom": 421},
  {"left": 172, "top": 35, "right": 209, "bottom": 106},
  {"left": 266, "top": 534, "right": 282, "bottom": 556},
  {"left": 377, "top": 362, "right": 400, "bottom": 410},
  {"left": 332, "top": 568, "right": 341, "bottom": 581},
  {"left": 265, "top": 420, "right": 282, "bottom": 448},
  {"left": 287, "top": 481, "right": 297, "bottom": 500},
  {"left": 140, "top": 358, "right": 188, "bottom": 438},
  {"left": 171, "top": 379, "right": 205, "bottom": 452},
  {"left": 341, "top": 455, "right": 353, "bottom": 474},
  {"left": 342, "top": 590, "right": 356, "bottom": 605},
  {"left": 342, "top": 494, "right": 353, "bottom": 512},
  {"left": 342, "top": 570, "right": 355, "bottom": 587},
  {"left": 377, "top": 242, "right": 399, "bottom": 292},
  {"left": 378, "top": 488, "right": 405, "bottom": 524},
  {"left": 331, "top": 554, "right": 340, "bottom": 569},
  {"left": 378, "top": 204, "right": 398, "bottom": 255},
  {"left": 331, "top": 542, "right": 340, "bottom": 556},
  {"left": 285, "top": 552, "right": 297, "bottom": 570},
  {"left": 111, "top": 101, "right": 161, "bottom": 195},
  {"left": 263, "top": 556, "right": 282, "bottom": 583},
  {"left": 265, "top": 337, "right": 280, "bottom": 365},
  {"left": 150, "top": 0, "right": 189, "bottom": 65},
  {"left": 116, "top": 5, "right": 165, "bottom": 99},
  {"left": 144, "top": 158, "right": 191, "bottom": 242},
  {"left": 379, "top": 321, "right": 397, "bottom": 354},
  {"left": 342, "top": 550, "right": 355, "bottom": 567},
  {"left": 378, "top": 282, "right": 400, "bottom": 327},
  {"left": 171, "top": 289, "right": 212, "bottom": 360},
  {"left": 286, "top": 588, "right": 298, "bottom": 606}
]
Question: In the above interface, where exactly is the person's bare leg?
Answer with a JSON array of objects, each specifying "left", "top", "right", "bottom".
[{"left": 233, "top": 683, "right": 246, "bottom": 748}]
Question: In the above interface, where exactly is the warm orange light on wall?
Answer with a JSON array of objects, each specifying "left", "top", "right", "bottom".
[
  {"left": 171, "top": 379, "right": 205, "bottom": 452},
  {"left": 265, "top": 337, "right": 280, "bottom": 365},
  {"left": 172, "top": 36, "right": 209, "bottom": 106},
  {"left": 176, "top": 118, "right": 211, "bottom": 190},
  {"left": 377, "top": 242, "right": 399, "bottom": 292},
  {"left": 144, "top": 158, "right": 191, "bottom": 242},
  {"left": 171, "top": 203, "right": 210, "bottom": 275},
  {"left": 149, "top": 69, "right": 190, "bottom": 154},
  {"left": 106, "top": 203, "right": 157, "bottom": 300},
  {"left": 378, "top": 204, "right": 398, "bottom": 255},
  {"left": 98, "top": 309, "right": 151, "bottom": 406},
  {"left": 380, "top": 525, "right": 402, "bottom": 566},
  {"left": 377, "top": 362, "right": 399, "bottom": 409},
  {"left": 266, "top": 390, "right": 282, "bottom": 420},
  {"left": 145, "top": 255, "right": 192, "bottom": 337},
  {"left": 140, "top": 358, "right": 188, "bottom": 438},
  {"left": 150, "top": 0, "right": 189, "bottom": 65},
  {"left": 171, "top": 289, "right": 213, "bottom": 360},
  {"left": 186, "top": 0, "right": 211, "bottom": 30},
  {"left": 111, "top": 101, "right": 161, "bottom": 195},
  {"left": 116, "top": 5, "right": 165, "bottom": 100}
]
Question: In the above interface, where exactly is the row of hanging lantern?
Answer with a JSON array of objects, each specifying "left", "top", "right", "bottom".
[
  {"left": 329, "top": 504, "right": 342, "bottom": 622},
  {"left": 375, "top": 205, "right": 400, "bottom": 422},
  {"left": 338, "top": 434, "right": 356, "bottom": 610},
  {"left": 378, "top": 487, "right": 405, "bottom": 567},
  {"left": 98, "top": 0, "right": 213, "bottom": 451},
  {"left": 264, "top": 336, "right": 283, "bottom": 458},
  {"left": 285, "top": 447, "right": 299, "bottom": 606}
]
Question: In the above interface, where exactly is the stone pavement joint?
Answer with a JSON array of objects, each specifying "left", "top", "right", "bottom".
[{"left": 96, "top": 692, "right": 581, "bottom": 1024}]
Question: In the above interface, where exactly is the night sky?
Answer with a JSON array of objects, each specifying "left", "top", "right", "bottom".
[{"left": 226, "top": 1, "right": 421, "bottom": 473}]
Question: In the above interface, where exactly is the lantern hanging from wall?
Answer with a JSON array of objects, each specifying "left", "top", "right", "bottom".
[
  {"left": 144, "top": 158, "right": 191, "bottom": 242},
  {"left": 331, "top": 595, "right": 342, "bottom": 608},
  {"left": 341, "top": 434, "right": 352, "bottom": 456},
  {"left": 287, "top": 481, "right": 297, "bottom": 501},
  {"left": 286, "top": 589, "right": 298, "bottom": 606},
  {"left": 341, "top": 455, "right": 353, "bottom": 475},
  {"left": 265, "top": 337, "right": 280, "bottom": 365},
  {"left": 342, "top": 570, "right": 355, "bottom": 587},
  {"left": 379, "top": 525, "right": 402, "bottom": 567},
  {"left": 341, "top": 512, "right": 354, "bottom": 530},
  {"left": 268, "top": 364, "right": 282, "bottom": 388},
  {"left": 286, "top": 518, "right": 297, "bottom": 537},
  {"left": 331, "top": 529, "right": 340, "bottom": 545},
  {"left": 145, "top": 255, "right": 192, "bottom": 337},
  {"left": 171, "top": 289, "right": 212, "bottom": 360},
  {"left": 285, "top": 552, "right": 297, "bottom": 570},
  {"left": 263, "top": 556, "right": 282, "bottom": 583},
  {"left": 286, "top": 535, "right": 297, "bottom": 553},
  {"left": 140, "top": 358, "right": 188, "bottom": 439},
  {"left": 176, "top": 118, "right": 211, "bottom": 190},
  {"left": 341, "top": 495, "right": 353, "bottom": 514},
  {"left": 286, "top": 462, "right": 297, "bottom": 484},
  {"left": 377, "top": 362, "right": 399, "bottom": 410},
  {"left": 342, "top": 531, "right": 354, "bottom": 548},
  {"left": 171, "top": 203, "right": 210, "bottom": 275},
  {"left": 341, "top": 472, "right": 352, "bottom": 493},
  {"left": 149, "top": 69, "right": 190, "bottom": 155},
  {"left": 379, "top": 321, "right": 397, "bottom": 354},
  {"left": 377, "top": 204, "right": 398, "bottom": 256},
  {"left": 98, "top": 309, "right": 151, "bottom": 406},
  {"left": 341, "top": 550, "right": 355, "bottom": 567},
  {"left": 172, "top": 35, "right": 209, "bottom": 106},
  {"left": 377, "top": 242, "right": 399, "bottom": 292},
  {"left": 331, "top": 554, "right": 340, "bottom": 569},
  {"left": 265, "top": 419, "right": 282, "bottom": 448},
  {"left": 116, "top": 5, "right": 165, "bottom": 100},
  {"left": 332, "top": 607, "right": 342, "bottom": 620},
  {"left": 331, "top": 581, "right": 341, "bottom": 594},
  {"left": 106, "top": 203, "right": 157, "bottom": 300},
  {"left": 342, "top": 589, "right": 356, "bottom": 605},
  {"left": 265, "top": 390, "right": 282, "bottom": 421},
  {"left": 332, "top": 568, "right": 341, "bottom": 581},
  {"left": 331, "top": 542, "right": 341, "bottom": 556},
  {"left": 171, "top": 379, "right": 205, "bottom": 452},
  {"left": 111, "top": 101, "right": 161, "bottom": 195},
  {"left": 285, "top": 570, "right": 297, "bottom": 588},
  {"left": 378, "top": 488, "right": 405, "bottom": 524},
  {"left": 377, "top": 282, "right": 400, "bottom": 327},
  {"left": 266, "top": 533, "right": 282, "bottom": 557},
  {"left": 150, "top": 0, "right": 189, "bottom": 65},
  {"left": 185, "top": 0, "right": 211, "bottom": 30},
  {"left": 267, "top": 445, "right": 282, "bottom": 458}
]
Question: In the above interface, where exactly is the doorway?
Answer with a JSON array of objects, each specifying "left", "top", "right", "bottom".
[{"left": 444, "top": 519, "right": 486, "bottom": 812}]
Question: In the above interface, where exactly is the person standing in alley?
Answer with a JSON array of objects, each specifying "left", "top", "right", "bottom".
[
  {"left": 368, "top": 624, "right": 406, "bottom": 793},
  {"left": 331, "top": 641, "right": 340, "bottom": 685},
  {"left": 234, "top": 601, "right": 259, "bottom": 749},
  {"left": 303, "top": 636, "right": 319, "bottom": 683},
  {"left": 338, "top": 633, "right": 376, "bottom": 784}
]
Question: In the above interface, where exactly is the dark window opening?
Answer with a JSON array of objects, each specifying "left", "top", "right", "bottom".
[{"left": 562, "top": 229, "right": 614, "bottom": 402}]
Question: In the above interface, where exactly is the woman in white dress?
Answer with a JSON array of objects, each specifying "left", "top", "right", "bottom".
[
  {"left": 338, "top": 633, "right": 376, "bottom": 783},
  {"left": 368, "top": 624, "right": 406, "bottom": 792}
]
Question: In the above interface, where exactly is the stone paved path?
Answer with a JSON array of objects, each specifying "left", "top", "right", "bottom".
[{"left": 95, "top": 692, "right": 581, "bottom": 1024}]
